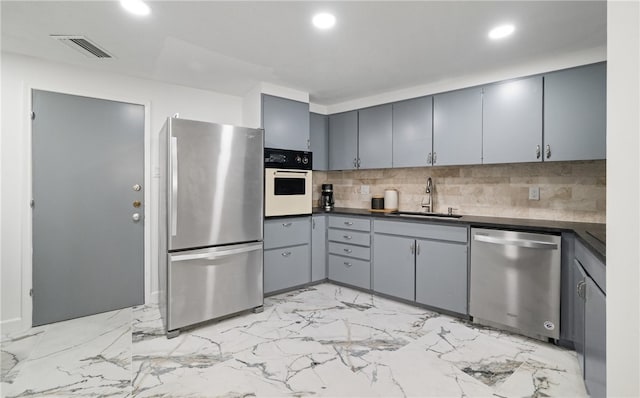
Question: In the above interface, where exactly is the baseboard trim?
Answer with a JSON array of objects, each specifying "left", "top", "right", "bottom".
[{"left": 0, "top": 317, "right": 25, "bottom": 336}]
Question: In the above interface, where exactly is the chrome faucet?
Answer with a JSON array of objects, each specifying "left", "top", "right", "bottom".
[{"left": 422, "top": 177, "right": 433, "bottom": 212}]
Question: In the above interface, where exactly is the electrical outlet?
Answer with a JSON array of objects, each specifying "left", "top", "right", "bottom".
[
  {"left": 529, "top": 187, "right": 540, "bottom": 201},
  {"left": 360, "top": 185, "right": 370, "bottom": 194}
]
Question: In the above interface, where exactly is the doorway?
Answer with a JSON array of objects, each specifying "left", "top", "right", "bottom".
[{"left": 31, "top": 90, "right": 145, "bottom": 326}]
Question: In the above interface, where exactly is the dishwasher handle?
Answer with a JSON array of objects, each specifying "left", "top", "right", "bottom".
[{"left": 473, "top": 234, "right": 558, "bottom": 250}]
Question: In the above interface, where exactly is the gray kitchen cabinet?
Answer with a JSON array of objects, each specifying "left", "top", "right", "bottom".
[
  {"left": 416, "top": 239, "right": 468, "bottom": 314},
  {"left": 327, "top": 215, "right": 371, "bottom": 289},
  {"left": 392, "top": 96, "right": 433, "bottom": 168},
  {"left": 310, "top": 112, "right": 329, "bottom": 170},
  {"left": 433, "top": 87, "right": 482, "bottom": 166},
  {"left": 372, "top": 234, "right": 415, "bottom": 301},
  {"left": 584, "top": 277, "right": 606, "bottom": 398},
  {"left": 311, "top": 215, "right": 327, "bottom": 282},
  {"left": 482, "top": 76, "right": 543, "bottom": 164},
  {"left": 264, "top": 216, "right": 311, "bottom": 294},
  {"left": 262, "top": 94, "right": 310, "bottom": 151},
  {"left": 544, "top": 62, "right": 606, "bottom": 161},
  {"left": 358, "top": 104, "right": 392, "bottom": 169},
  {"left": 572, "top": 259, "right": 586, "bottom": 368},
  {"left": 329, "top": 111, "right": 358, "bottom": 170}
]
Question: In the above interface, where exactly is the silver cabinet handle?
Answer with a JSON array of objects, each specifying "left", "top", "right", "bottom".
[
  {"left": 473, "top": 234, "right": 558, "bottom": 250},
  {"left": 170, "top": 136, "right": 178, "bottom": 236},
  {"left": 357, "top": 158, "right": 361, "bottom": 168},
  {"left": 343, "top": 235, "right": 352, "bottom": 240},
  {"left": 282, "top": 222, "right": 292, "bottom": 227},
  {"left": 427, "top": 152, "right": 432, "bottom": 164},
  {"left": 577, "top": 280, "right": 586, "bottom": 300},
  {"left": 312, "top": 219, "right": 316, "bottom": 229},
  {"left": 536, "top": 145, "right": 541, "bottom": 159},
  {"left": 416, "top": 243, "right": 420, "bottom": 255},
  {"left": 344, "top": 221, "right": 353, "bottom": 226},
  {"left": 343, "top": 248, "right": 352, "bottom": 254},
  {"left": 282, "top": 251, "right": 292, "bottom": 257},
  {"left": 353, "top": 158, "right": 357, "bottom": 168},
  {"left": 433, "top": 152, "right": 437, "bottom": 164},
  {"left": 410, "top": 242, "right": 415, "bottom": 254},
  {"left": 545, "top": 145, "right": 551, "bottom": 159},
  {"left": 343, "top": 262, "right": 352, "bottom": 267}
]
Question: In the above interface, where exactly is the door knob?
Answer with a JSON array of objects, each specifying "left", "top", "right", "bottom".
[
  {"left": 132, "top": 213, "right": 140, "bottom": 222},
  {"left": 132, "top": 184, "right": 142, "bottom": 191}
]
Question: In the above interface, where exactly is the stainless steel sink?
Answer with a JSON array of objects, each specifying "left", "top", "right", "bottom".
[{"left": 392, "top": 211, "right": 463, "bottom": 220}]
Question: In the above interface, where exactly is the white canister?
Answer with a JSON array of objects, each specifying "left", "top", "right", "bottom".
[{"left": 384, "top": 189, "right": 398, "bottom": 210}]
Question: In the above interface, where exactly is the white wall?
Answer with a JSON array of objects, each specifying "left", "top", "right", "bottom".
[
  {"left": 607, "top": 1, "right": 640, "bottom": 396},
  {"left": 0, "top": 53, "right": 244, "bottom": 333}
]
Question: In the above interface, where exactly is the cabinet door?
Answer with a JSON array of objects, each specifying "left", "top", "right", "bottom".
[
  {"left": 544, "top": 63, "right": 606, "bottom": 161},
  {"left": 573, "top": 260, "right": 587, "bottom": 375},
  {"left": 584, "top": 278, "right": 606, "bottom": 398},
  {"left": 310, "top": 113, "right": 329, "bottom": 170},
  {"left": 262, "top": 94, "right": 310, "bottom": 151},
  {"left": 433, "top": 87, "right": 482, "bottom": 166},
  {"left": 416, "top": 239, "right": 468, "bottom": 314},
  {"left": 373, "top": 234, "right": 415, "bottom": 301},
  {"left": 311, "top": 215, "right": 327, "bottom": 282},
  {"left": 358, "top": 104, "right": 392, "bottom": 169},
  {"left": 329, "top": 111, "right": 358, "bottom": 170},
  {"left": 483, "top": 76, "right": 543, "bottom": 164},
  {"left": 264, "top": 244, "right": 310, "bottom": 294},
  {"left": 392, "top": 96, "right": 433, "bottom": 168}
]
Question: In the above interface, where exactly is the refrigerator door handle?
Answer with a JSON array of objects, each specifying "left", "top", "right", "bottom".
[
  {"left": 171, "top": 136, "right": 178, "bottom": 236},
  {"left": 172, "top": 243, "right": 263, "bottom": 261}
]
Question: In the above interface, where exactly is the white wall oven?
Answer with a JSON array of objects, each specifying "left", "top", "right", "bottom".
[{"left": 264, "top": 148, "right": 312, "bottom": 217}]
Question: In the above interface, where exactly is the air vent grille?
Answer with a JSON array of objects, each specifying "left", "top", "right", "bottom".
[{"left": 50, "top": 35, "right": 113, "bottom": 58}]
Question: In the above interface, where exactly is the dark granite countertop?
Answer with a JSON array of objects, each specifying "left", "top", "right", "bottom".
[{"left": 313, "top": 207, "right": 606, "bottom": 263}]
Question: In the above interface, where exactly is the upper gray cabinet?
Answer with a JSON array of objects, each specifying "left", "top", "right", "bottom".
[
  {"left": 544, "top": 62, "right": 606, "bottom": 161},
  {"left": 329, "top": 111, "right": 358, "bottom": 170},
  {"left": 482, "top": 76, "right": 543, "bottom": 164},
  {"left": 433, "top": 87, "right": 482, "bottom": 166},
  {"left": 310, "top": 113, "right": 329, "bottom": 170},
  {"left": 392, "top": 96, "right": 433, "bottom": 168},
  {"left": 262, "top": 94, "right": 310, "bottom": 151},
  {"left": 358, "top": 104, "right": 392, "bottom": 169}
]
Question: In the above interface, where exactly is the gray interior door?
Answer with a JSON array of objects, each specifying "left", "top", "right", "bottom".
[{"left": 32, "top": 90, "right": 144, "bottom": 326}]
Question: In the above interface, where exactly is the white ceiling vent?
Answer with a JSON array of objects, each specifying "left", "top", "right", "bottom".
[{"left": 50, "top": 35, "right": 113, "bottom": 58}]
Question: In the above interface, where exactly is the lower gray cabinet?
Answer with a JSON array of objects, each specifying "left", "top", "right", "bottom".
[
  {"left": 372, "top": 234, "right": 415, "bottom": 301},
  {"left": 328, "top": 255, "right": 370, "bottom": 289},
  {"left": 311, "top": 215, "right": 327, "bottom": 282},
  {"left": 584, "top": 277, "right": 606, "bottom": 398},
  {"left": 264, "top": 216, "right": 311, "bottom": 294},
  {"left": 415, "top": 239, "right": 468, "bottom": 314}
]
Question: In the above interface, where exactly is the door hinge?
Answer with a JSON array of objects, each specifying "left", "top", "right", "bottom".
[
  {"left": 29, "top": 288, "right": 33, "bottom": 297},
  {"left": 30, "top": 199, "right": 34, "bottom": 208},
  {"left": 31, "top": 111, "right": 35, "bottom": 120}
]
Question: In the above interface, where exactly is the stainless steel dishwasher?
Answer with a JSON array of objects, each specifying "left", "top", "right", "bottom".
[{"left": 470, "top": 228, "right": 561, "bottom": 340}]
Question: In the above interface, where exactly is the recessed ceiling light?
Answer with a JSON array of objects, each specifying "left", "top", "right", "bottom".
[
  {"left": 312, "top": 13, "right": 336, "bottom": 30},
  {"left": 120, "top": 0, "right": 150, "bottom": 16},
  {"left": 488, "top": 24, "right": 515, "bottom": 40}
]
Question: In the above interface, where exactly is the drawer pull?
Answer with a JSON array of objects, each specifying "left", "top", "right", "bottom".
[
  {"left": 282, "top": 222, "right": 292, "bottom": 227},
  {"left": 343, "top": 248, "right": 353, "bottom": 253},
  {"left": 344, "top": 221, "right": 354, "bottom": 226},
  {"left": 343, "top": 262, "right": 352, "bottom": 267},
  {"left": 343, "top": 235, "right": 352, "bottom": 240},
  {"left": 281, "top": 251, "right": 292, "bottom": 257}
]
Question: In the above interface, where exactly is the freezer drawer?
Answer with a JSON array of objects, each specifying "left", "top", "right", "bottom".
[
  {"left": 470, "top": 228, "right": 561, "bottom": 340},
  {"left": 168, "top": 242, "right": 263, "bottom": 331}
]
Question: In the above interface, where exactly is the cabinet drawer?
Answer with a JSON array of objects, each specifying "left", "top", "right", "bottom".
[
  {"left": 374, "top": 220, "right": 467, "bottom": 243},
  {"left": 328, "top": 228, "right": 370, "bottom": 247},
  {"left": 328, "top": 216, "right": 371, "bottom": 232},
  {"left": 264, "top": 244, "right": 310, "bottom": 294},
  {"left": 328, "top": 254, "right": 370, "bottom": 290},
  {"left": 264, "top": 217, "right": 310, "bottom": 249},
  {"left": 329, "top": 242, "right": 371, "bottom": 260}
]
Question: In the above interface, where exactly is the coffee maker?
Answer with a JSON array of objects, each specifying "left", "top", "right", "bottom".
[{"left": 320, "top": 184, "right": 335, "bottom": 211}]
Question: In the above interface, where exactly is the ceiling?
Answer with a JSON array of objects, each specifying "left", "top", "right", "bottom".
[{"left": 1, "top": 1, "right": 606, "bottom": 106}]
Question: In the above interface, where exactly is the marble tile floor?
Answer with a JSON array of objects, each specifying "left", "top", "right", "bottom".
[{"left": 1, "top": 283, "right": 588, "bottom": 397}]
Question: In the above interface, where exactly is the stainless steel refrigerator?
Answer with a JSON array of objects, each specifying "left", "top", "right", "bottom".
[{"left": 158, "top": 117, "right": 264, "bottom": 338}]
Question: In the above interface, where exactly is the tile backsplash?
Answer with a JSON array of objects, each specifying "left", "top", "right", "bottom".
[{"left": 312, "top": 160, "right": 605, "bottom": 223}]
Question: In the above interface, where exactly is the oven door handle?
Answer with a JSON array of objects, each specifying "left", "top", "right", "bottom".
[{"left": 273, "top": 170, "right": 309, "bottom": 176}]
